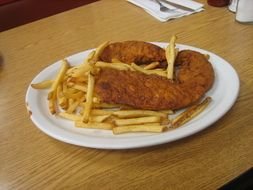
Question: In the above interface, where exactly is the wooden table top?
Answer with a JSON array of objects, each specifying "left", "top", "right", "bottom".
[{"left": 0, "top": 0, "right": 252, "bottom": 189}]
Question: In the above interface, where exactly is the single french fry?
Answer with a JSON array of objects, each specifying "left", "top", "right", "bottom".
[
  {"left": 58, "top": 112, "right": 110, "bottom": 123},
  {"left": 113, "top": 110, "right": 167, "bottom": 119},
  {"left": 131, "top": 63, "right": 167, "bottom": 77},
  {"left": 144, "top": 62, "right": 160, "bottom": 70},
  {"left": 48, "top": 91, "right": 57, "bottom": 114},
  {"left": 89, "top": 115, "right": 111, "bottom": 122},
  {"left": 70, "top": 64, "right": 92, "bottom": 78},
  {"left": 67, "top": 76, "right": 88, "bottom": 83},
  {"left": 161, "top": 117, "right": 171, "bottom": 125},
  {"left": 111, "top": 62, "right": 134, "bottom": 71},
  {"left": 90, "top": 109, "right": 115, "bottom": 116},
  {"left": 172, "top": 97, "right": 212, "bottom": 128},
  {"left": 95, "top": 61, "right": 130, "bottom": 71},
  {"left": 66, "top": 66, "right": 75, "bottom": 76},
  {"left": 92, "top": 103, "right": 121, "bottom": 109},
  {"left": 47, "top": 60, "right": 69, "bottom": 114},
  {"left": 83, "top": 50, "right": 95, "bottom": 65},
  {"left": 166, "top": 35, "right": 177, "bottom": 79},
  {"left": 56, "top": 84, "right": 62, "bottom": 98},
  {"left": 50, "top": 59, "right": 69, "bottom": 92},
  {"left": 75, "top": 121, "right": 113, "bottom": 130},
  {"left": 113, "top": 124, "right": 167, "bottom": 134},
  {"left": 114, "top": 116, "right": 161, "bottom": 126},
  {"left": 58, "top": 83, "right": 69, "bottom": 110},
  {"left": 92, "top": 41, "right": 110, "bottom": 63},
  {"left": 57, "top": 84, "right": 67, "bottom": 109},
  {"left": 82, "top": 72, "right": 95, "bottom": 123},
  {"left": 31, "top": 80, "right": 54, "bottom": 89}
]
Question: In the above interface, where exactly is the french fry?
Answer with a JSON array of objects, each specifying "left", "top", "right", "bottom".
[
  {"left": 47, "top": 91, "right": 57, "bottom": 114},
  {"left": 50, "top": 59, "right": 69, "bottom": 92},
  {"left": 166, "top": 35, "right": 177, "bottom": 79},
  {"left": 47, "top": 60, "right": 69, "bottom": 114},
  {"left": 68, "top": 64, "right": 92, "bottom": 78},
  {"left": 131, "top": 63, "right": 167, "bottom": 77},
  {"left": 67, "top": 76, "right": 88, "bottom": 83},
  {"left": 31, "top": 79, "right": 53, "bottom": 89},
  {"left": 113, "top": 124, "right": 167, "bottom": 134},
  {"left": 89, "top": 115, "right": 111, "bottom": 122},
  {"left": 83, "top": 50, "right": 95, "bottom": 65},
  {"left": 63, "top": 90, "right": 85, "bottom": 100},
  {"left": 56, "top": 84, "right": 62, "bottom": 99},
  {"left": 95, "top": 61, "right": 130, "bottom": 71},
  {"left": 82, "top": 72, "right": 95, "bottom": 123},
  {"left": 58, "top": 112, "right": 110, "bottom": 123},
  {"left": 75, "top": 121, "right": 113, "bottom": 130},
  {"left": 92, "top": 41, "right": 110, "bottom": 63},
  {"left": 57, "top": 84, "right": 68, "bottom": 110},
  {"left": 58, "top": 83, "right": 69, "bottom": 110},
  {"left": 172, "top": 97, "right": 212, "bottom": 128},
  {"left": 113, "top": 110, "right": 167, "bottom": 119},
  {"left": 144, "top": 62, "right": 160, "bottom": 70},
  {"left": 114, "top": 116, "right": 161, "bottom": 126},
  {"left": 111, "top": 62, "right": 134, "bottom": 71},
  {"left": 90, "top": 109, "right": 115, "bottom": 116},
  {"left": 92, "top": 103, "right": 121, "bottom": 109}
]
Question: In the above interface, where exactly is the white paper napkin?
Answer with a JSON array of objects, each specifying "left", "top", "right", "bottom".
[{"left": 127, "top": 0, "right": 204, "bottom": 22}]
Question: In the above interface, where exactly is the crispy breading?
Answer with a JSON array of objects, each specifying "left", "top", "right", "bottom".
[
  {"left": 95, "top": 50, "right": 214, "bottom": 110},
  {"left": 99, "top": 41, "right": 166, "bottom": 66}
]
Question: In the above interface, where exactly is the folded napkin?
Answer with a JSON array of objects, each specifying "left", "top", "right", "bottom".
[{"left": 127, "top": 0, "right": 204, "bottom": 22}]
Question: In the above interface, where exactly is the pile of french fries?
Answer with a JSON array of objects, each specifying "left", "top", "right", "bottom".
[{"left": 31, "top": 36, "right": 211, "bottom": 135}]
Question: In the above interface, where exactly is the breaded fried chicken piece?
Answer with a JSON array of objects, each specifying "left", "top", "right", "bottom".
[
  {"left": 95, "top": 50, "right": 214, "bottom": 110},
  {"left": 99, "top": 41, "right": 166, "bottom": 65}
]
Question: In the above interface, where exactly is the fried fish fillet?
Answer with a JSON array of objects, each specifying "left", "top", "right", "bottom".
[
  {"left": 99, "top": 41, "right": 166, "bottom": 66},
  {"left": 95, "top": 50, "right": 214, "bottom": 110}
]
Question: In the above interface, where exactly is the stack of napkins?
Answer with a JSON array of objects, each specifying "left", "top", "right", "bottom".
[{"left": 127, "top": 0, "right": 204, "bottom": 22}]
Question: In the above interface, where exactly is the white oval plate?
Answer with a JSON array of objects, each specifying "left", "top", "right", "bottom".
[{"left": 25, "top": 43, "right": 240, "bottom": 149}]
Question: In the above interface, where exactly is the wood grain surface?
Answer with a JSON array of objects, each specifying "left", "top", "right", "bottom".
[{"left": 0, "top": 0, "right": 252, "bottom": 189}]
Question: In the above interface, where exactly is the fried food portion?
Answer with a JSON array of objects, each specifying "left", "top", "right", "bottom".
[
  {"left": 99, "top": 41, "right": 166, "bottom": 66},
  {"left": 95, "top": 50, "right": 214, "bottom": 110}
]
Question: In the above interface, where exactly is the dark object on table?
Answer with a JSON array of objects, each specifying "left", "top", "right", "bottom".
[
  {"left": 207, "top": 0, "right": 230, "bottom": 7},
  {"left": 218, "top": 168, "right": 253, "bottom": 190},
  {"left": 0, "top": 0, "right": 98, "bottom": 32}
]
